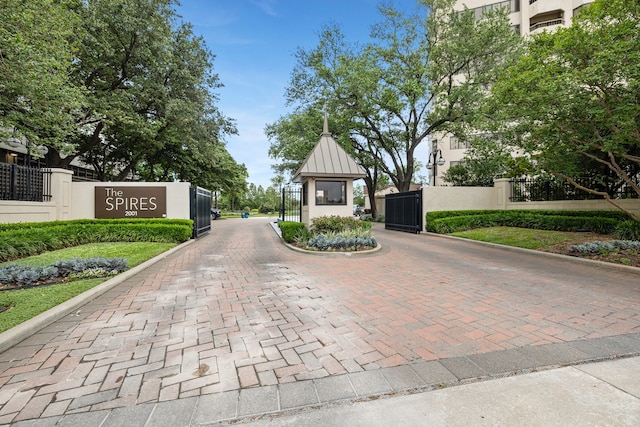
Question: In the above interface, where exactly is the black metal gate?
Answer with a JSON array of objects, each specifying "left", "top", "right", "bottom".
[
  {"left": 190, "top": 186, "right": 212, "bottom": 238},
  {"left": 280, "top": 186, "right": 302, "bottom": 222},
  {"left": 385, "top": 189, "right": 423, "bottom": 233}
]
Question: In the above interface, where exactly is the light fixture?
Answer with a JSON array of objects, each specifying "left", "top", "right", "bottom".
[{"left": 427, "top": 149, "right": 445, "bottom": 186}]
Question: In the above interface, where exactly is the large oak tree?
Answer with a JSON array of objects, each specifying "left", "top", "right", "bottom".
[{"left": 272, "top": 0, "right": 522, "bottom": 195}]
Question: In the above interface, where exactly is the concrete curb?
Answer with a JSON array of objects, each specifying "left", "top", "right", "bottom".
[
  {"left": 423, "top": 231, "right": 640, "bottom": 275},
  {"left": 269, "top": 221, "right": 382, "bottom": 257},
  {"left": 0, "top": 239, "right": 194, "bottom": 353}
]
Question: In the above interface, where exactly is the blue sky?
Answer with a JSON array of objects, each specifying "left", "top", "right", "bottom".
[{"left": 176, "top": 0, "right": 420, "bottom": 189}]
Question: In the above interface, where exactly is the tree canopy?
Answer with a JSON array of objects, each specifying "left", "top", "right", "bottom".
[
  {"left": 0, "top": 0, "right": 245, "bottom": 194},
  {"left": 268, "top": 0, "right": 522, "bottom": 202},
  {"left": 490, "top": 0, "right": 640, "bottom": 219},
  {"left": 0, "top": 0, "right": 82, "bottom": 151}
]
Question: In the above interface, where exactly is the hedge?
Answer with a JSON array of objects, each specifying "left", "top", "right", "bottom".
[
  {"left": 278, "top": 221, "right": 307, "bottom": 243},
  {"left": 0, "top": 219, "right": 193, "bottom": 262},
  {"left": 425, "top": 210, "right": 627, "bottom": 235}
]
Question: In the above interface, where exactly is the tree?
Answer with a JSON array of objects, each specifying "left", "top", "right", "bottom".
[
  {"left": 490, "top": 0, "right": 640, "bottom": 220},
  {"left": 266, "top": 106, "right": 383, "bottom": 216},
  {"left": 0, "top": 0, "right": 83, "bottom": 154},
  {"left": 266, "top": 107, "right": 324, "bottom": 179},
  {"left": 282, "top": 0, "right": 522, "bottom": 195},
  {"left": 353, "top": 184, "right": 365, "bottom": 207},
  {"left": 442, "top": 135, "right": 532, "bottom": 186},
  {"left": 1, "top": 0, "right": 244, "bottom": 194}
]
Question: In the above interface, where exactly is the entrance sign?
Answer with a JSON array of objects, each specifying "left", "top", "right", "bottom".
[{"left": 95, "top": 186, "right": 167, "bottom": 218}]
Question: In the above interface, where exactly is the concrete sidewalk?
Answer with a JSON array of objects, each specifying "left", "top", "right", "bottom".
[
  {"left": 7, "top": 355, "right": 640, "bottom": 426},
  {"left": 233, "top": 356, "right": 640, "bottom": 426},
  {"left": 1, "top": 217, "right": 639, "bottom": 426}
]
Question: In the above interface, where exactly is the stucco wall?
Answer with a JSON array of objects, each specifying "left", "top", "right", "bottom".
[
  {"left": 423, "top": 186, "right": 497, "bottom": 213},
  {"left": 0, "top": 201, "right": 57, "bottom": 223},
  {"left": 505, "top": 199, "right": 640, "bottom": 219},
  {"left": 302, "top": 178, "right": 354, "bottom": 228},
  {"left": 417, "top": 179, "right": 640, "bottom": 231},
  {"left": 0, "top": 168, "right": 73, "bottom": 224},
  {"left": 71, "top": 181, "right": 192, "bottom": 220}
]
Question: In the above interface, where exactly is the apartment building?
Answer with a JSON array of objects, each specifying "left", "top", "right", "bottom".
[{"left": 429, "top": 0, "right": 593, "bottom": 186}]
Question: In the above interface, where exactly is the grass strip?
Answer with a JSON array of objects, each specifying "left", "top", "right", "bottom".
[
  {"left": 0, "top": 242, "right": 175, "bottom": 333},
  {"left": 451, "top": 226, "right": 586, "bottom": 250}
]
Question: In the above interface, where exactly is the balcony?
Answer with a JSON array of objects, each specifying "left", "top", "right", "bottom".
[
  {"left": 529, "top": 0, "right": 566, "bottom": 17},
  {"left": 530, "top": 18, "right": 564, "bottom": 32}
]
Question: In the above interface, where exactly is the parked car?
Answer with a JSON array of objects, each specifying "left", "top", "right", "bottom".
[{"left": 211, "top": 208, "right": 221, "bottom": 220}]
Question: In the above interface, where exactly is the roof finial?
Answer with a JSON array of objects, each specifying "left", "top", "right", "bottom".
[{"left": 322, "top": 105, "right": 330, "bottom": 135}]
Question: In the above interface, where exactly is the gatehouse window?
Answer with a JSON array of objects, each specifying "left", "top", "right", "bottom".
[{"left": 315, "top": 180, "right": 346, "bottom": 205}]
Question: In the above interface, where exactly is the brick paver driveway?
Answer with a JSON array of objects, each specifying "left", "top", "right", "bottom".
[{"left": 0, "top": 217, "right": 639, "bottom": 423}]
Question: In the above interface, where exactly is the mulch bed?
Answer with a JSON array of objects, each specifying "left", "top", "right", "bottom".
[{"left": 540, "top": 233, "right": 640, "bottom": 268}]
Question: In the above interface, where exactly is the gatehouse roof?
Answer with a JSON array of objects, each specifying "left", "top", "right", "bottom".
[{"left": 292, "top": 113, "right": 366, "bottom": 183}]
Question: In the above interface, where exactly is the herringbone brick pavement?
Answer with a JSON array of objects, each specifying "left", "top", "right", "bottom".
[{"left": 0, "top": 217, "right": 638, "bottom": 424}]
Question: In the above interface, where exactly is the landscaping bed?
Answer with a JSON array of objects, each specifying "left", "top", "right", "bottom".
[
  {"left": 0, "top": 221, "right": 185, "bottom": 333},
  {"left": 279, "top": 216, "right": 377, "bottom": 252},
  {"left": 541, "top": 233, "right": 640, "bottom": 268}
]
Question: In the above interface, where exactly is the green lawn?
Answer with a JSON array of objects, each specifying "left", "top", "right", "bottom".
[
  {"left": 0, "top": 242, "right": 175, "bottom": 333},
  {"left": 450, "top": 226, "right": 585, "bottom": 250}
]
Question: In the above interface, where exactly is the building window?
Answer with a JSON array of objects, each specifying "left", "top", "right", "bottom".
[
  {"left": 470, "top": 0, "right": 518, "bottom": 20},
  {"left": 302, "top": 182, "right": 308, "bottom": 206},
  {"left": 315, "top": 180, "right": 346, "bottom": 205},
  {"left": 450, "top": 136, "right": 470, "bottom": 150}
]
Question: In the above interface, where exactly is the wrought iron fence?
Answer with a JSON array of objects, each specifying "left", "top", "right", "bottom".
[
  {"left": 0, "top": 163, "right": 52, "bottom": 202},
  {"left": 280, "top": 186, "right": 301, "bottom": 222},
  {"left": 510, "top": 177, "right": 639, "bottom": 202}
]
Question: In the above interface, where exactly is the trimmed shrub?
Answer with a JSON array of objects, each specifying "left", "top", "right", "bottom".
[
  {"left": 310, "top": 215, "right": 371, "bottom": 234},
  {"left": 425, "top": 210, "right": 625, "bottom": 235},
  {"left": 279, "top": 221, "right": 307, "bottom": 243},
  {"left": 0, "top": 219, "right": 193, "bottom": 262}
]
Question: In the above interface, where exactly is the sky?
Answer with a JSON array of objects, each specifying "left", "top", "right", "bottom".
[{"left": 175, "top": 0, "right": 423, "bottom": 189}]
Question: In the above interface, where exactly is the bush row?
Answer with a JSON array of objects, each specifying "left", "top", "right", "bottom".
[
  {"left": 425, "top": 209, "right": 628, "bottom": 222},
  {"left": 425, "top": 210, "right": 634, "bottom": 237},
  {"left": 0, "top": 219, "right": 193, "bottom": 262}
]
